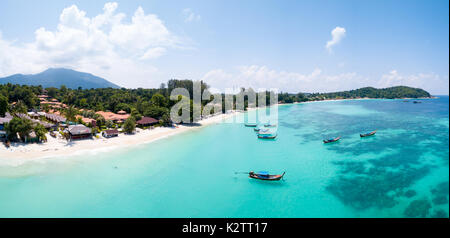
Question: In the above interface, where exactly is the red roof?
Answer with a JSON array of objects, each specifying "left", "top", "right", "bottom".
[
  {"left": 103, "top": 129, "right": 119, "bottom": 135},
  {"left": 137, "top": 117, "right": 158, "bottom": 125},
  {"left": 96, "top": 111, "right": 130, "bottom": 121}
]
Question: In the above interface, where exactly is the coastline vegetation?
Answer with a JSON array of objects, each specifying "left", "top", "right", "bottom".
[
  {"left": 0, "top": 82, "right": 432, "bottom": 144},
  {"left": 277, "top": 86, "right": 432, "bottom": 103}
]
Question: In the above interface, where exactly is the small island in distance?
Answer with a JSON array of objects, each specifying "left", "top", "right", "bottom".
[{"left": 278, "top": 86, "right": 432, "bottom": 104}]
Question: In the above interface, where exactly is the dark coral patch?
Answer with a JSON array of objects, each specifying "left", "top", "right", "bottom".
[
  {"left": 430, "top": 209, "right": 448, "bottom": 218},
  {"left": 403, "top": 199, "right": 432, "bottom": 218},
  {"left": 327, "top": 165, "right": 430, "bottom": 210},
  {"left": 403, "top": 190, "right": 417, "bottom": 198}
]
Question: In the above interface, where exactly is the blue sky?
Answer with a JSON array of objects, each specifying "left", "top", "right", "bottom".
[{"left": 0, "top": 0, "right": 448, "bottom": 94}]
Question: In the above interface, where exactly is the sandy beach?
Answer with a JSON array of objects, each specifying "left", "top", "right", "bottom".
[{"left": 0, "top": 111, "right": 239, "bottom": 166}]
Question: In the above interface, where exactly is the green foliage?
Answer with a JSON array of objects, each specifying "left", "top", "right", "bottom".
[
  {"left": 123, "top": 117, "right": 136, "bottom": 134},
  {"left": 93, "top": 114, "right": 106, "bottom": 127},
  {"left": 64, "top": 106, "right": 79, "bottom": 122},
  {"left": 42, "top": 103, "right": 50, "bottom": 113},
  {"left": 160, "top": 112, "right": 172, "bottom": 127},
  {"left": 143, "top": 106, "right": 168, "bottom": 119},
  {"left": 150, "top": 93, "right": 168, "bottom": 107},
  {"left": 0, "top": 94, "right": 7, "bottom": 117},
  {"left": 47, "top": 87, "right": 58, "bottom": 98},
  {"left": 5, "top": 117, "right": 33, "bottom": 141},
  {"left": 12, "top": 100, "right": 28, "bottom": 113},
  {"left": 105, "top": 120, "right": 114, "bottom": 128},
  {"left": 34, "top": 124, "right": 47, "bottom": 142},
  {"left": 278, "top": 86, "right": 431, "bottom": 103},
  {"left": 315, "top": 86, "right": 431, "bottom": 99},
  {"left": 130, "top": 108, "right": 142, "bottom": 121}
]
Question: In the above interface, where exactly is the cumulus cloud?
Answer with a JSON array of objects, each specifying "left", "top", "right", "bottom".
[
  {"left": 326, "top": 26, "right": 346, "bottom": 53},
  {"left": 201, "top": 66, "right": 448, "bottom": 94},
  {"left": 182, "top": 8, "right": 201, "bottom": 22},
  {"left": 0, "top": 2, "right": 182, "bottom": 88},
  {"left": 201, "top": 65, "right": 369, "bottom": 93},
  {"left": 378, "top": 70, "right": 449, "bottom": 95}
]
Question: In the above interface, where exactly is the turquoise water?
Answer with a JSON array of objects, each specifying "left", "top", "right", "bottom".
[{"left": 0, "top": 97, "right": 448, "bottom": 218}]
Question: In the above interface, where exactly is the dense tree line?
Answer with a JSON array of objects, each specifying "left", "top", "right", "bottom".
[
  {"left": 277, "top": 86, "right": 431, "bottom": 103},
  {"left": 1, "top": 83, "right": 432, "bottom": 121}
]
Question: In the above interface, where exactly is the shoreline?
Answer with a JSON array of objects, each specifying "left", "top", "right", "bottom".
[
  {"left": 0, "top": 111, "right": 239, "bottom": 166},
  {"left": 277, "top": 96, "right": 438, "bottom": 105},
  {"left": 0, "top": 96, "right": 441, "bottom": 166}
]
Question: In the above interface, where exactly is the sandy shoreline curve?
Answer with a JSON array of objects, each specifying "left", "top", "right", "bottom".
[
  {"left": 0, "top": 97, "right": 437, "bottom": 166},
  {"left": 0, "top": 111, "right": 240, "bottom": 166}
]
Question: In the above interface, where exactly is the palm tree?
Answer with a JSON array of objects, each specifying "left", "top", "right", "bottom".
[{"left": 65, "top": 106, "right": 78, "bottom": 123}]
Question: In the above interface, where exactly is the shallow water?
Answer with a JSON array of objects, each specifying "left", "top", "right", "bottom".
[{"left": 0, "top": 97, "right": 448, "bottom": 217}]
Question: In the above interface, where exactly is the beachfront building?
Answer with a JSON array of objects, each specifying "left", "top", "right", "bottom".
[
  {"left": 136, "top": 117, "right": 159, "bottom": 128},
  {"left": 45, "top": 113, "right": 67, "bottom": 125},
  {"left": 96, "top": 111, "right": 130, "bottom": 123},
  {"left": 76, "top": 116, "right": 97, "bottom": 127},
  {"left": 24, "top": 131, "right": 40, "bottom": 143},
  {"left": 0, "top": 113, "right": 13, "bottom": 141},
  {"left": 65, "top": 124, "right": 92, "bottom": 140},
  {"left": 102, "top": 129, "right": 119, "bottom": 138}
]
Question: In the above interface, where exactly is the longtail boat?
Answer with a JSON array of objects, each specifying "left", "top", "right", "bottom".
[
  {"left": 249, "top": 171, "right": 285, "bottom": 181},
  {"left": 264, "top": 123, "right": 277, "bottom": 127},
  {"left": 360, "top": 130, "right": 377, "bottom": 137},
  {"left": 254, "top": 124, "right": 264, "bottom": 131},
  {"left": 323, "top": 136, "right": 341, "bottom": 143},
  {"left": 50, "top": 131, "right": 57, "bottom": 138},
  {"left": 258, "top": 133, "right": 277, "bottom": 139},
  {"left": 413, "top": 101, "right": 422, "bottom": 104},
  {"left": 245, "top": 123, "right": 258, "bottom": 127},
  {"left": 257, "top": 128, "right": 271, "bottom": 134}
]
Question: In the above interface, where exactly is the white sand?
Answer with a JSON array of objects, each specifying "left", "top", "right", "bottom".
[{"left": 0, "top": 111, "right": 239, "bottom": 166}]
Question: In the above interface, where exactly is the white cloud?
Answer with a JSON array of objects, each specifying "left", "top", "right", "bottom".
[
  {"left": 182, "top": 8, "right": 201, "bottom": 22},
  {"left": 201, "top": 65, "right": 448, "bottom": 95},
  {"left": 201, "top": 65, "right": 369, "bottom": 93},
  {"left": 326, "top": 26, "right": 346, "bottom": 53},
  {"left": 378, "top": 70, "right": 449, "bottom": 95},
  {"left": 0, "top": 2, "right": 183, "bottom": 88},
  {"left": 140, "top": 47, "right": 167, "bottom": 60}
]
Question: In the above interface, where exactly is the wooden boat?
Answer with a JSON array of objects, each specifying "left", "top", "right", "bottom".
[
  {"left": 360, "top": 130, "right": 377, "bottom": 137},
  {"left": 50, "top": 131, "right": 57, "bottom": 138},
  {"left": 245, "top": 123, "right": 258, "bottom": 127},
  {"left": 257, "top": 128, "right": 271, "bottom": 134},
  {"left": 249, "top": 171, "right": 285, "bottom": 181},
  {"left": 253, "top": 124, "right": 264, "bottom": 131},
  {"left": 258, "top": 134, "right": 277, "bottom": 139},
  {"left": 264, "top": 123, "right": 277, "bottom": 127},
  {"left": 413, "top": 101, "right": 422, "bottom": 104},
  {"left": 323, "top": 136, "right": 341, "bottom": 143}
]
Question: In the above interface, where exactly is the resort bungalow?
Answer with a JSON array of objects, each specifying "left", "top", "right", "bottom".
[
  {"left": 24, "top": 131, "right": 40, "bottom": 143},
  {"left": 65, "top": 124, "right": 92, "bottom": 140},
  {"left": 102, "top": 129, "right": 119, "bottom": 138},
  {"left": 45, "top": 113, "right": 67, "bottom": 124},
  {"left": 136, "top": 117, "right": 159, "bottom": 127},
  {"left": 96, "top": 111, "right": 130, "bottom": 123},
  {"left": 0, "top": 113, "right": 13, "bottom": 141}
]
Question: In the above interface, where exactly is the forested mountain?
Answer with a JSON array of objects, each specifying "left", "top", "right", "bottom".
[{"left": 0, "top": 68, "right": 120, "bottom": 89}]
